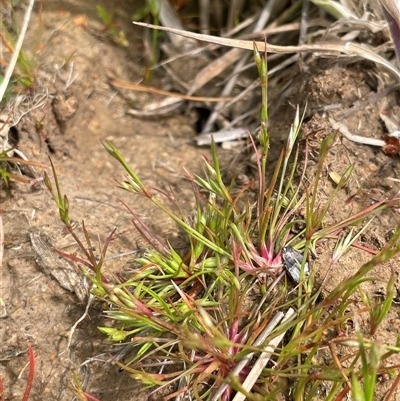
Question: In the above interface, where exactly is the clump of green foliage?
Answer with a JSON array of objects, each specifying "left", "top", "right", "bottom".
[{"left": 47, "top": 44, "right": 400, "bottom": 401}]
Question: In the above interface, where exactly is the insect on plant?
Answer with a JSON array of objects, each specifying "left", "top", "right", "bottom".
[{"left": 281, "top": 246, "right": 310, "bottom": 283}]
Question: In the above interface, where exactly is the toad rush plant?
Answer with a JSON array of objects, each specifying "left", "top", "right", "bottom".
[{"left": 46, "top": 43, "right": 400, "bottom": 400}]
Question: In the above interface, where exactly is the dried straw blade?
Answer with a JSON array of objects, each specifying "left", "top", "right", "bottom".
[{"left": 133, "top": 22, "right": 400, "bottom": 80}]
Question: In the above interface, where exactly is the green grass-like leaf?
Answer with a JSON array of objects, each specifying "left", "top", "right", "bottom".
[{"left": 43, "top": 40, "right": 400, "bottom": 401}]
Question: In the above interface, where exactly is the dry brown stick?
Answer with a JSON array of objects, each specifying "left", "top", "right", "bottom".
[
  {"left": 210, "top": 308, "right": 295, "bottom": 401},
  {"left": 232, "top": 308, "right": 296, "bottom": 401},
  {"left": 133, "top": 22, "right": 400, "bottom": 80},
  {"left": 329, "top": 118, "right": 385, "bottom": 148},
  {"left": 110, "top": 78, "right": 233, "bottom": 102}
]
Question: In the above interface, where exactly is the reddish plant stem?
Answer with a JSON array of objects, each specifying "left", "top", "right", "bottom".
[{"left": 21, "top": 343, "right": 34, "bottom": 401}]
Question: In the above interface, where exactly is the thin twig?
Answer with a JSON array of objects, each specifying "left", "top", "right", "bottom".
[
  {"left": 111, "top": 78, "right": 233, "bottom": 102},
  {"left": 0, "top": 0, "right": 36, "bottom": 102},
  {"left": 299, "top": 0, "right": 310, "bottom": 46},
  {"left": 133, "top": 22, "right": 400, "bottom": 79},
  {"left": 232, "top": 308, "right": 296, "bottom": 401},
  {"left": 210, "top": 308, "right": 292, "bottom": 401},
  {"left": 64, "top": 61, "right": 79, "bottom": 90},
  {"left": 0, "top": 212, "right": 6, "bottom": 318},
  {"left": 199, "top": 0, "right": 210, "bottom": 35},
  {"left": 202, "top": 0, "right": 279, "bottom": 133},
  {"left": 329, "top": 118, "right": 385, "bottom": 147},
  {"left": 66, "top": 293, "right": 95, "bottom": 356}
]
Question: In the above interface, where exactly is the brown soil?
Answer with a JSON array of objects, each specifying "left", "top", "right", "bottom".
[{"left": 1, "top": 1, "right": 400, "bottom": 401}]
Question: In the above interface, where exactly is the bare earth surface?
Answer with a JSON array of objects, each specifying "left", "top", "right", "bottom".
[{"left": 1, "top": 1, "right": 400, "bottom": 400}]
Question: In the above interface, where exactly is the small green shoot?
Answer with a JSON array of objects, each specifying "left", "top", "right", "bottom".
[
  {"left": 96, "top": 5, "right": 129, "bottom": 47},
  {"left": 71, "top": 372, "right": 103, "bottom": 401},
  {"left": 132, "top": 0, "right": 161, "bottom": 81},
  {"left": 0, "top": 147, "right": 49, "bottom": 187},
  {"left": 350, "top": 333, "right": 381, "bottom": 401}
]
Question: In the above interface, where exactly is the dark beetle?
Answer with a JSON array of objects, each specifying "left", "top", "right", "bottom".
[{"left": 282, "top": 246, "right": 309, "bottom": 283}]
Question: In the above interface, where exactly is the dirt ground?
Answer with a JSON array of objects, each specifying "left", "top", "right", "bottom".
[{"left": 1, "top": 1, "right": 400, "bottom": 400}]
